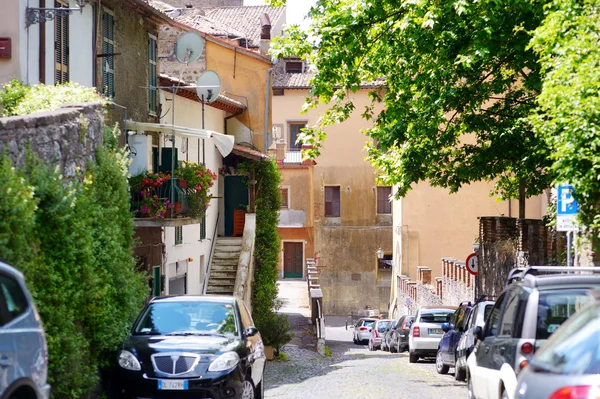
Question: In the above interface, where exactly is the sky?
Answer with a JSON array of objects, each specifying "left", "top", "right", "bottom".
[{"left": 243, "top": 0, "right": 316, "bottom": 26}]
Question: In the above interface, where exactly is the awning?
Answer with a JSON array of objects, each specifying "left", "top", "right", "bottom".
[{"left": 125, "top": 120, "right": 234, "bottom": 157}]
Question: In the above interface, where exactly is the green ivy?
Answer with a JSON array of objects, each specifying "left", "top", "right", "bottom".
[
  {"left": 239, "top": 159, "right": 292, "bottom": 350},
  {"left": 0, "top": 126, "right": 147, "bottom": 398}
]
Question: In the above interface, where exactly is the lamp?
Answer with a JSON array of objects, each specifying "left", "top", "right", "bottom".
[
  {"left": 26, "top": 0, "right": 90, "bottom": 28},
  {"left": 376, "top": 247, "right": 384, "bottom": 260}
]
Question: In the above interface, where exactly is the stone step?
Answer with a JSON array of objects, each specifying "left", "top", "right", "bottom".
[
  {"left": 216, "top": 237, "right": 243, "bottom": 244},
  {"left": 206, "top": 288, "right": 234, "bottom": 295},
  {"left": 210, "top": 271, "right": 237, "bottom": 279},
  {"left": 213, "top": 252, "right": 240, "bottom": 260},
  {"left": 210, "top": 263, "right": 238, "bottom": 271},
  {"left": 214, "top": 245, "right": 242, "bottom": 253},
  {"left": 208, "top": 279, "right": 235, "bottom": 287}
]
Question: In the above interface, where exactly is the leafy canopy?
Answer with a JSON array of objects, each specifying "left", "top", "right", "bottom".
[{"left": 270, "top": 0, "right": 552, "bottom": 200}]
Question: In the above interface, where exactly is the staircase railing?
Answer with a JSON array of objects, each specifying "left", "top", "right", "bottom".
[{"left": 203, "top": 211, "right": 220, "bottom": 295}]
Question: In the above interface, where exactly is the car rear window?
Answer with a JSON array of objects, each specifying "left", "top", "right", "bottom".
[
  {"left": 419, "top": 311, "right": 453, "bottom": 323},
  {"left": 363, "top": 320, "right": 375, "bottom": 328},
  {"left": 532, "top": 303, "right": 600, "bottom": 375},
  {"left": 484, "top": 304, "right": 494, "bottom": 322},
  {"left": 377, "top": 321, "right": 389, "bottom": 332},
  {"left": 536, "top": 289, "right": 592, "bottom": 340}
]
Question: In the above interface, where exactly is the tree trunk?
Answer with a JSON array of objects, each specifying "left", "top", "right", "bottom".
[{"left": 519, "top": 179, "right": 526, "bottom": 219}]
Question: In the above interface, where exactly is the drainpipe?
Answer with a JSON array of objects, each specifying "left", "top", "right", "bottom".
[
  {"left": 264, "top": 67, "right": 272, "bottom": 154},
  {"left": 261, "top": 13, "right": 273, "bottom": 154}
]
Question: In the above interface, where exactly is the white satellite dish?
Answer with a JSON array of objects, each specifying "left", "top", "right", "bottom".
[
  {"left": 196, "top": 70, "right": 221, "bottom": 104},
  {"left": 175, "top": 32, "right": 205, "bottom": 64}
]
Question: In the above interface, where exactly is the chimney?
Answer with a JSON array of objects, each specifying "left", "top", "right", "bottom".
[{"left": 259, "top": 13, "right": 271, "bottom": 56}]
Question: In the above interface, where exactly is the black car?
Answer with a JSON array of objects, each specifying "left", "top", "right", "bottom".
[
  {"left": 391, "top": 315, "right": 414, "bottom": 353},
  {"left": 436, "top": 301, "right": 472, "bottom": 374},
  {"left": 114, "top": 295, "right": 266, "bottom": 399}
]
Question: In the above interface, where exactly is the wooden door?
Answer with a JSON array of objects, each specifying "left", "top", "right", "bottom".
[{"left": 283, "top": 242, "right": 303, "bottom": 278}]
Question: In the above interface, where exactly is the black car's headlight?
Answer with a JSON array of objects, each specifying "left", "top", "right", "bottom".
[
  {"left": 208, "top": 352, "right": 240, "bottom": 372},
  {"left": 118, "top": 350, "right": 141, "bottom": 371}
]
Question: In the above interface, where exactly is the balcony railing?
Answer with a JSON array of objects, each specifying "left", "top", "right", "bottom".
[
  {"left": 130, "top": 177, "right": 204, "bottom": 226},
  {"left": 284, "top": 149, "right": 302, "bottom": 165}
]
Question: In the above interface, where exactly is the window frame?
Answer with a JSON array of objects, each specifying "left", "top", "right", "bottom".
[
  {"left": 324, "top": 185, "right": 341, "bottom": 218},
  {"left": 377, "top": 186, "right": 392, "bottom": 214},
  {"left": 101, "top": 7, "right": 115, "bottom": 98},
  {"left": 484, "top": 292, "right": 507, "bottom": 338},
  {"left": 199, "top": 212, "right": 206, "bottom": 240},
  {"left": 498, "top": 289, "right": 520, "bottom": 337},
  {"left": 0, "top": 272, "right": 29, "bottom": 326},
  {"left": 285, "top": 61, "right": 304, "bottom": 73},
  {"left": 54, "top": 0, "right": 69, "bottom": 84},
  {"left": 148, "top": 34, "right": 158, "bottom": 116},
  {"left": 287, "top": 121, "right": 307, "bottom": 151},
  {"left": 175, "top": 226, "right": 183, "bottom": 245},
  {"left": 280, "top": 187, "right": 290, "bottom": 209}
]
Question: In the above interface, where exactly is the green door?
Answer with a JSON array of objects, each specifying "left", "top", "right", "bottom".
[
  {"left": 224, "top": 176, "right": 249, "bottom": 237},
  {"left": 284, "top": 242, "right": 303, "bottom": 278}
]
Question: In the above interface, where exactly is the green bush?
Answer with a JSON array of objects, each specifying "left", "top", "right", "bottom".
[
  {"left": 0, "top": 79, "right": 31, "bottom": 117},
  {"left": 0, "top": 126, "right": 147, "bottom": 398}
]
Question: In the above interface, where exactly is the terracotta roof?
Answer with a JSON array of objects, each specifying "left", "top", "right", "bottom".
[
  {"left": 273, "top": 72, "right": 387, "bottom": 90},
  {"left": 174, "top": 10, "right": 247, "bottom": 40},
  {"left": 124, "top": 0, "right": 181, "bottom": 26},
  {"left": 230, "top": 144, "right": 269, "bottom": 160},
  {"left": 204, "top": 6, "right": 285, "bottom": 47}
]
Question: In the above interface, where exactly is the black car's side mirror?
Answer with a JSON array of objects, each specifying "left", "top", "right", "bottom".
[
  {"left": 245, "top": 326, "right": 259, "bottom": 337},
  {"left": 474, "top": 326, "right": 484, "bottom": 341}
]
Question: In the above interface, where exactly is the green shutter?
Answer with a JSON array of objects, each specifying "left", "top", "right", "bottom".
[
  {"left": 148, "top": 36, "right": 158, "bottom": 114},
  {"left": 102, "top": 9, "right": 115, "bottom": 98},
  {"left": 152, "top": 265, "right": 161, "bottom": 296},
  {"left": 200, "top": 212, "right": 206, "bottom": 240}
]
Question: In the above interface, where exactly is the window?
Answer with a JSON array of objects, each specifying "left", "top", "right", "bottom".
[
  {"left": 324, "top": 186, "right": 340, "bottom": 217},
  {"left": 378, "top": 254, "right": 393, "bottom": 269},
  {"left": 148, "top": 35, "right": 158, "bottom": 115},
  {"left": 536, "top": 289, "right": 592, "bottom": 340},
  {"left": 175, "top": 226, "right": 183, "bottom": 245},
  {"left": 377, "top": 186, "right": 392, "bottom": 214},
  {"left": 0, "top": 274, "right": 28, "bottom": 326},
  {"left": 54, "top": 0, "right": 69, "bottom": 84},
  {"left": 102, "top": 9, "right": 115, "bottom": 98},
  {"left": 486, "top": 293, "right": 505, "bottom": 337},
  {"left": 285, "top": 61, "right": 303, "bottom": 73},
  {"left": 200, "top": 212, "right": 206, "bottom": 240},
  {"left": 499, "top": 290, "right": 520, "bottom": 336},
  {"left": 273, "top": 88, "right": 284, "bottom": 96},
  {"left": 419, "top": 311, "right": 453, "bottom": 323},
  {"left": 280, "top": 188, "right": 289, "bottom": 209},
  {"left": 288, "top": 122, "right": 306, "bottom": 150}
]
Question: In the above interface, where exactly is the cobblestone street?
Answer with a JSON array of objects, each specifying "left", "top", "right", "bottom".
[{"left": 264, "top": 316, "right": 467, "bottom": 399}]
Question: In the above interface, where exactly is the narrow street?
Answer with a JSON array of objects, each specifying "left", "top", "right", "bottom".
[{"left": 264, "top": 315, "right": 467, "bottom": 398}]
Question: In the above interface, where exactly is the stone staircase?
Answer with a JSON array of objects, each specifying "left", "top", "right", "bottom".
[{"left": 206, "top": 237, "right": 243, "bottom": 295}]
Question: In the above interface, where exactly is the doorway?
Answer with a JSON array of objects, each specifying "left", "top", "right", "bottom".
[
  {"left": 224, "top": 176, "right": 249, "bottom": 237},
  {"left": 283, "top": 242, "right": 303, "bottom": 278}
]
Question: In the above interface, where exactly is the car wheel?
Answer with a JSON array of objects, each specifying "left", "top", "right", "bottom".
[
  {"left": 409, "top": 352, "right": 418, "bottom": 363},
  {"left": 242, "top": 377, "right": 255, "bottom": 399},
  {"left": 436, "top": 348, "right": 450, "bottom": 374},
  {"left": 455, "top": 365, "right": 466, "bottom": 381},
  {"left": 390, "top": 342, "right": 397, "bottom": 353},
  {"left": 467, "top": 372, "right": 476, "bottom": 399},
  {"left": 382, "top": 341, "right": 387, "bottom": 351},
  {"left": 353, "top": 335, "right": 357, "bottom": 344}
]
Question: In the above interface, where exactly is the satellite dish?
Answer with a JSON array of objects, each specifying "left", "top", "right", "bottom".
[
  {"left": 175, "top": 32, "right": 205, "bottom": 64},
  {"left": 196, "top": 71, "right": 221, "bottom": 104}
]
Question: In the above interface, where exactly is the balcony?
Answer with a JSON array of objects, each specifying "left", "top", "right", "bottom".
[
  {"left": 130, "top": 176, "right": 205, "bottom": 227},
  {"left": 284, "top": 149, "right": 302, "bottom": 165}
]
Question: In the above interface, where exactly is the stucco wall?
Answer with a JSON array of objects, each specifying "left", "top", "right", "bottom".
[
  {"left": 279, "top": 166, "right": 313, "bottom": 227},
  {"left": 0, "top": 0, "right": 21, "bottom": 84},
  {"left": 0, "top": 102, "right": 103, "bottom": 176}
]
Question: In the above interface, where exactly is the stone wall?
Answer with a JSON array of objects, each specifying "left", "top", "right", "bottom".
[
  {"left": 0, "top": 103, "right": 104, "bottom": 177},
  {"left": 394, "top": 260, "right": 475, "bottom": 317}
]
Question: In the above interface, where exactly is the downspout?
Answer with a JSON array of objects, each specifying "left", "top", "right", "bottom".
[
  {"left": 260, "top": 13, "right": 273, "bottom": 154},
  {"left": 264, "top": 67, "right": 272, "bottom": 154}
]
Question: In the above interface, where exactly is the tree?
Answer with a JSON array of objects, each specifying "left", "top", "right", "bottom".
[
  {"left": 529, "top": 0, "right": 600, "bottom": 232},
  {"left": 270, "top": 0, "right": 553, "bottom": 211}
]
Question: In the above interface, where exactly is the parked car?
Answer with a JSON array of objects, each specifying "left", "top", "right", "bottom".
[
  {"left": 0, "top": 260, "right": 50, "bottom": 399},
  {"left": 408, "top": 306, "right": 456, "bottom": 363},
  {"left": 393, "top": 315, "right": 415, "bottom": 353},
  {"left": 455, "top": 299, "right": 495, "bottom": 381},
  {"left": 368, "top": 319, "right": 390, "bottom": 351},
  {"left": 436, "top": 301, "right": 473, "bottom": 375},
  {"left": 115, "top": 295, "right": 266, "bottom": 399},
  {"left": 351, "top": 317, "right": 377, "bottom": 344},
  {"left": 515, "top": 297, "right": 600, "bottom": 399},
  {"left": 467, "top": 266, "right": 600, "bottom": 399},
  {"left": 381, "top": 319, "right": 398, "bottom": 351}
]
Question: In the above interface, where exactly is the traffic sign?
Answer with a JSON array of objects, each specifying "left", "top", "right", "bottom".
[
  {"left": 557, "top": 184, "right": 579, "bottom": 232},
  {"left": 466, "top": 253, "right": 478, "bottom": 276}
]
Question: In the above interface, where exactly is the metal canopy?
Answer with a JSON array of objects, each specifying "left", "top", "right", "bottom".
[{"left": 125, "top": 120, "right": 235, "bottom": 157}]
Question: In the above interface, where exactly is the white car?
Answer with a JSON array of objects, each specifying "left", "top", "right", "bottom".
[
  {"left": 351, "top": 318, "right": 377, "bottom": 344},
  {"left": 408, "top": 306, "right": 456, "bottom": 363},
  {"left": 455, "top": 300, "right": 495, "bottom": 381}
]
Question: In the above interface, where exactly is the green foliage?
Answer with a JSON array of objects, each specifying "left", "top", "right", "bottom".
[
  {"left": 174, "top": 161, "right": 218, "bottom": 216},
  {"left": 274, "top": 350, "right": 290, "bottom": 361},
  {"left": 0, "top": 125, "right": 147, "bottom": 398},
  {"left": 0, "top": 80, "right": 104, "bottom": 117},
  {"left": 529, "top": 0, "right": 600, "bottom": 232},
  {"left": 271, "top": 0, "right": 553, "bottom": 201},
  {"left": 324, "top": 346, "right": 333, "bottom": 357},
  {"left": 239, "top": 159, "right": 292, "bottom": 349}
]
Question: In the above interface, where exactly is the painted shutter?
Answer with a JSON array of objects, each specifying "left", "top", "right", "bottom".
[
  {"left": 102, "top": 9, "right": 115, "bottom": 98},
  {"left": 148, "top": 36, "right": 158, "bottom": 114},
  {"left": 54, "top": 0, "right": 69, "bottom": 84}
]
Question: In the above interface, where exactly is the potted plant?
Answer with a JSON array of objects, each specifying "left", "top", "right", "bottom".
[
  {"left": 174, "top": 161, "right": 217, "bottom": 217},
  {"left": 255, "top": 301, "right": 293, "bottom": 360},
  {"left": 131, "top": 171, "right": 173, "bottom": 218}
]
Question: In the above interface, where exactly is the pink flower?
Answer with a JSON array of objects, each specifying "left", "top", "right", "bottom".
[{"left": 194, "top": 185, "right": 202, "bottom": 190}]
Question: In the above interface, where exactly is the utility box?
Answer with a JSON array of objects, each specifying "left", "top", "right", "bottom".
[{"left": 0, "top": 38, "right": 11, "bottom": 58}]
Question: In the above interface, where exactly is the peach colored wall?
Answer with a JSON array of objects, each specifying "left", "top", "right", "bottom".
[{"left": 0, "top": 0, "right": 21, "bottom": 84}]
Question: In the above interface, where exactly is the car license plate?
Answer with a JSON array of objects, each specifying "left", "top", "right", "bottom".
[
  {"left": 158, "top": 380, "right": 188, "bottom": 390},
  {"left": 429, "top": 328, "right": 443, "bottom": 335}
]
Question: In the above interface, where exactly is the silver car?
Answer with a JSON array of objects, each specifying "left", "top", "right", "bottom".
[
  {"left": 0, "top": 261, "right": 50, "bottom": 399},
  {"left": 455, "top": 300, "right": 495, "bottom": 381},
  {"left": 409, "top": 306, "right": 456, "bottom": 363},
  {"left": 368, "top": 319, "right": 391, "bottom": 351},
  {"left": 352, "top": 318, "right": 377, "bottom": 344},
  {"left": 515, "top": 299, "right": 600, "bottom": 399}
]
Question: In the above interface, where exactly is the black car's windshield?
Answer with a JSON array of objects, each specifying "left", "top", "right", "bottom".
[
  {"left": 533, "top": 302, "right": 600, "bottom": 375},
  {"left": 134, "top": 301, "right": 238, "bottom": 337}
]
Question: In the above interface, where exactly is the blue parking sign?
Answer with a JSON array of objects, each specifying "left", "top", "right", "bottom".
[{"left": 557, "top": 185, "right": 579, "bottom": 215}]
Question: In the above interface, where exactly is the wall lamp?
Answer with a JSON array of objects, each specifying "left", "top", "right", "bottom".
[
  {"left": 376, "top": 247, "right": 384, "bottom": 260},
  {"left": 26, "top": 0, "right": 91, "bottom": 28}
]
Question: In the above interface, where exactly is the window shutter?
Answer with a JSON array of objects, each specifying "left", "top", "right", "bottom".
[
  {"left": 102, "top": 9, "right": 115, "bottom": 98},
  {"left": 148, "top": 36, "right": 158, "bottom": 115},
  {"left": 54, "top": 0, "right": 69, "bottom": 84}
]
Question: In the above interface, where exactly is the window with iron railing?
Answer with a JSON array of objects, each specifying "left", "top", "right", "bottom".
[{"left": 288, "top": 122, "right": 306, "bottom": 150}]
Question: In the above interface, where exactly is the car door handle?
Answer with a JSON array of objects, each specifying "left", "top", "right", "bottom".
[{"left": 0, "top": 355, "right": 12, "bottom": 367}]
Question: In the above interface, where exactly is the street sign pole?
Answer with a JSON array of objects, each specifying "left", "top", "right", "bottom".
[
  {"left": 556, "top": 184, "right": 579, "bottom": 267},
  {"left": 567, "top": 231, "right": 572, "bottom": 267}
]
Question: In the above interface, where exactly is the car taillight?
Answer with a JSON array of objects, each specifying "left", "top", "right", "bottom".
[
  {"left": 374, "top": 330, "right": 379, "bottom": 338},
  {"left": 401, "top": 320, "right": 408, "bottom": 331},
  {"left": 360, "top": 327, "right": 367, "bottom": 331},
  {"left": 549, "top": 386, "right": 600, "bottom": 399},
  {"left": 413, "top": 326, "right": 420, "bottom": 337},
  {"left": 474, "top": 336, "right": 478, "bottom": 345},
  {"left": 519, "top": 360, "right": 528, "bottom": 370},
  {"left": 521, "top": 342, "right": 533, "bottom": 355}
]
